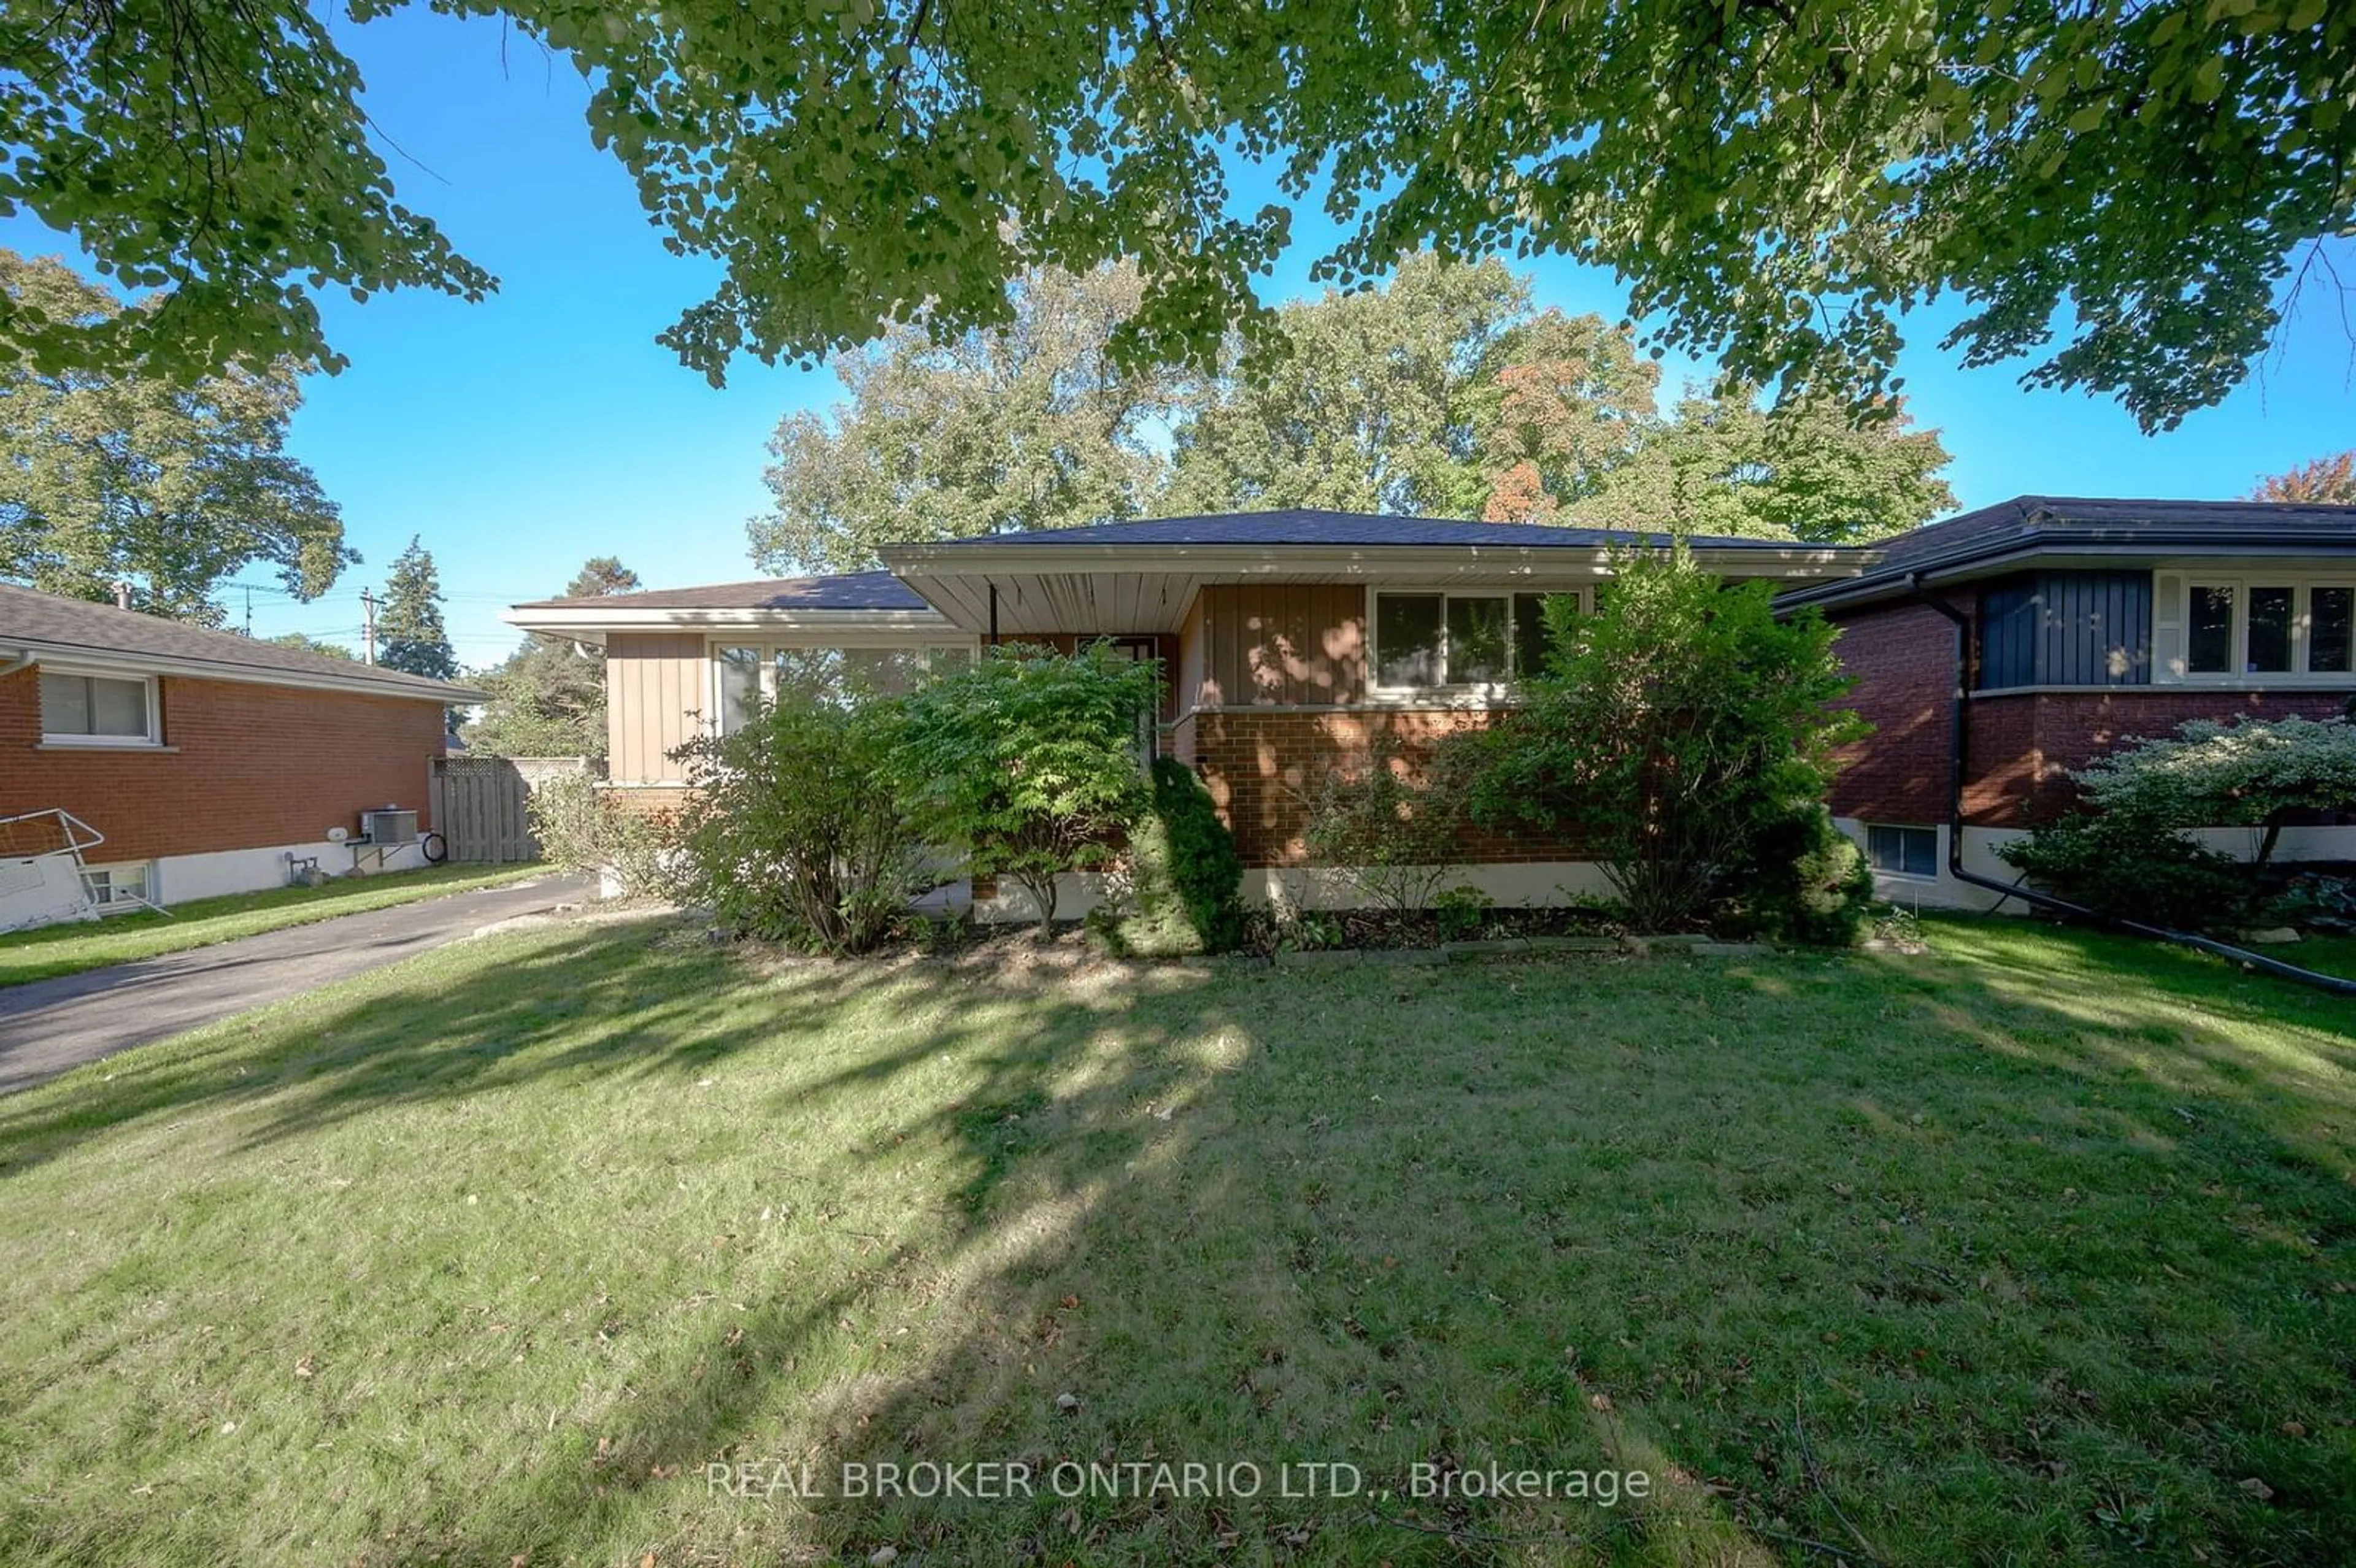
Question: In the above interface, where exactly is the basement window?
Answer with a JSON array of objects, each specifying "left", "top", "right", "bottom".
[
  {"left": 39, "top": 669, "right": 160, "bottom": 746},
  {"left": 81, "top": 862, "right": 154, "bottom": 912},
  {"left": 1865, "top": 824, "right": 1938, "bottom": 880}
]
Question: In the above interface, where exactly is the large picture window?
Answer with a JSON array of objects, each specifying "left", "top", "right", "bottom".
[
  {"left": 710, "top": 641, "right": 970, "bottom": 732},
  {"left": 38, "top": 669, "right": 159, "bottom": 745},
  {"left": 2181, "top": 578, "right": 2356, "bottom": 678},
  {"left": 1371, "top": 590, "right": 1580, "bottom": 691}
]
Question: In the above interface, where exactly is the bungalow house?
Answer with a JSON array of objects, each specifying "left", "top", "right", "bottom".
[
  {"left": 504, "top": 499, "right": 2356, "bottom": 920},
  {"left": 2, "top": 582, "right": 481, "bottom": 925},
  {"left": 1782, "top": 496, "right": 2356, "bottom": 907},
  {"left": 506, "top": 512, "right": 1866, "bottom": 915}
]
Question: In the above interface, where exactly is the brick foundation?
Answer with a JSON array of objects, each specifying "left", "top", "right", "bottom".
[{"left": 1183, "top": 707, "right": 1586, "bottom": 868}]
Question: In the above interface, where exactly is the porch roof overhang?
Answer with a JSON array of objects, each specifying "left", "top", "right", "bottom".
[
  {"left": 876, "top": 539, "right": 1879, "bottom": 636},
  {"left": 498, "top": 604, "right": 963, "bottom": 647}
]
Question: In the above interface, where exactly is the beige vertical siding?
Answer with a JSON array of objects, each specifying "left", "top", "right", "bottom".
[
  {"left": 1175, "top": 589, "right": 1211, "bottom": 711},
  {"left": 1198, "top": 583, "right": 1366, "bottom": 708},
  {"left": 605, "top": 632, "right": 705, "bottom": 783}
]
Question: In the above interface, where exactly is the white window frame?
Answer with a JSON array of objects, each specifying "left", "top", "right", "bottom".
[
  {"left": 704, "top": 636, "right": 977, "bottom": 731},
  {"left": 1863, "top": 823, "right": 1940, "bottom": 882},
  {"left": 80, "top": 861, "right": 156, "bottom": 913},
  {"left": 37, "top": 664, "right": 163, "bottom": 748},
  {"left": 1367, "top": 587, "right": 1591, "bottom": 696},
  {"left": 2176, "top": 575, "right": 2356, "bottom": 682}
]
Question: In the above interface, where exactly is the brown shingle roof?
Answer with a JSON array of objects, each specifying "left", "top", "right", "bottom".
[{"left": 0, "top": 582, "right": 481, "bottom": 702}]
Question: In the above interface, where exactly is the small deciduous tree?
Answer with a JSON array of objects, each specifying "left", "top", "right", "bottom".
[
  {"left": 469, "top": 557, "right": 642, "bottom": 758},
  {"left": 1458, "top": 548, "right": 1864, "bottom": 932},
  {"left": 669, "top": 696, "right": 925, "bottom": 955},
  {"left": 2001, "top": 715, "right": 2356, "bottom": 929},
  {"left": 888, "top": 644, "right": 1160, "bottom": 936},
  {"left": 266, "top": 631, "right": 355, "bottom": 661},
  {"left": 2252, "top": 452, "right": 2356, "bottom": 505}
]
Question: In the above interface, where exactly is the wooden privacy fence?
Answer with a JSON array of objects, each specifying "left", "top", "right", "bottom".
[{"left": 429, "top": 755, "right": 598, "bottom": 864}]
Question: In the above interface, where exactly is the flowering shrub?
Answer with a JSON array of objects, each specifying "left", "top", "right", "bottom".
[
  {"left": 2000, "top": 715, "right": 2356, "bottom": 929},
  {"left": 2070, "top": 715, "right": 2356, "bottom": 867}
]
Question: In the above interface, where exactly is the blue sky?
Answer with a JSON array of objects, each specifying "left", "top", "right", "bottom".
[{"left": 7, "top": 8, "right": 2354, "bottom": 667}]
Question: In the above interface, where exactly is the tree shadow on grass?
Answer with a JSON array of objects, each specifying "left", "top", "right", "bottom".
[{"left": 3, "top": 916, "right": 2351, "bottom": 1566}]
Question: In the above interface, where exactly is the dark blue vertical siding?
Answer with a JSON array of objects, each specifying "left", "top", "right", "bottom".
[{"left": 1975, "top": 571, "right": 2150, "bottom": 689}]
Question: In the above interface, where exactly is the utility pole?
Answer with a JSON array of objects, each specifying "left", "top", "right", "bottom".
[
  {"left": 242, "top": 585, "right": 253, "bottom": 637},
  {"left": 360, "top": 588, "right": 379, "bottom": 666}
]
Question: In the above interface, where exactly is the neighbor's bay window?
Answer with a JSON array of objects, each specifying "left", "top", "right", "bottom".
[
  {"left": 1372, "top": 590, "right": 1579, "bottom": 691},
  {"left": 2182, "top": 578, "right": 2355, "bottom": 677},
  {"left": 39, "top": 669, "right": 159, "bottom": 745}
]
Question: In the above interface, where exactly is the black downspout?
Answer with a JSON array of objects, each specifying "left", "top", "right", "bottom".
[
  {"left": 1904, "top": 574, "right": 2356, "bottom": 997},
  {"left": 988, "top": 582, "right": 999, "bottom": 648}
]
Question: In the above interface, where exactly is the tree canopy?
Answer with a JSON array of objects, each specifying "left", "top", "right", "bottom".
[
  {"left": 2252, "top": 450, "right": 2356, "bottom": 504},
  {"left": 376, "top": 536, "right": 458, "bottom": 682},
  {"left": 267, "top": 631, "right": 356, "bottom": 661},
  {"left": 748, "top": 264, "right": 1188, "bottom": 577},
  {"left": 0, "top": 251, "right": 352, "bottom": 623},
  {"left": 756, "top": 258, "right": 1954, "bottom": 567},
  {"left": 468, "top": 556, "right": 641, "bottom": 757},
  {"left": 5, "top": 2, "right": 2347, "bottom": 429}
]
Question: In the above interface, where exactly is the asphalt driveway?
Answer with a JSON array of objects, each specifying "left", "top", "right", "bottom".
[{"left": 0, "top": 874, "right": 591, "bottom": 1094}]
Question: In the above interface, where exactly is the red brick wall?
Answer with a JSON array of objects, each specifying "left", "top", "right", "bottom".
[
  {"left": 1825, "top": 597, "right": 2356, "bottom": 829},
  {"left": 1187, "top": 708, "right": 1587, "bottom": 868},
  {"left": 1971, "top": 688, "right": 2355, "bottom": 824},
  {"left": 1, "top": 667, "right": 448, "bottom": 863},
  {"left": 1823, "top": 599, "right": 1965, "bottom": 828}
]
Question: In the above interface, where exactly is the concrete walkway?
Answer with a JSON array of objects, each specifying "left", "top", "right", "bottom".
[{"left": 0, "top": 874, "right": 591, "bottom": 1094}]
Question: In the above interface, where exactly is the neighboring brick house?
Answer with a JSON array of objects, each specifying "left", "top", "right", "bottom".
[
  {"left": 1778, "top": 496, "right": 2356, "bottom": 908},
  {"left": 2, "top": 582, "right": 481, "bottom": 922},
  {"left": 506, "top": 512, "right": 1865, "bottom": 917}
]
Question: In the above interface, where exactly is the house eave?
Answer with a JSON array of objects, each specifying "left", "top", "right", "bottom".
[
  {"left": 1777, "top": 529, "right": 2356, "bottom": 614},
  {"left": 500, "top": 605, "right": 961, "bottom": 641},
  {"left": 0, "top": 636, "right": 484, "bottom": 704}
]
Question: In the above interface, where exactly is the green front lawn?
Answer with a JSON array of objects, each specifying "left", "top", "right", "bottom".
[
  {"left": 0, "top": 863, "right": 550, "bottom": 986},
  {"left": 0, "top": 917, "right": 2348, "bottom": 1565}
]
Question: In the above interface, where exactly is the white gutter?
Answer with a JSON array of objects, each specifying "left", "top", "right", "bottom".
[{"left": 0, "top": 636, "right": 483, "bottom": 705}]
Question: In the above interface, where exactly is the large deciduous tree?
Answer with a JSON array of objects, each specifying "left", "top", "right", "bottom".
[
  {"left": 1163, "top": 254, "right": 1534, "bottom": 518},
  {"left": 469, "top": 556, "right": 641, "bottom": 758},
  {"left": 1525, "top": 388, "right": 1958, "bottom": 544},
  {"left": 0, "top": 2, "right": 493, "bottom": 380},
  {"left": 376, "top": 536, "right": 458, "bottom": 682},
  {"left": 749, "top": 263, "right": 1190, "bottom": 574},
  {"left": 757, "top": 256, "right": 1954, "bottom": 556},
  {"left": 0, "top": 252, "right": 352, "bottom": 623},
  {"left": 7, "top": 3, "right": 2347, "bottom": 428}
]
